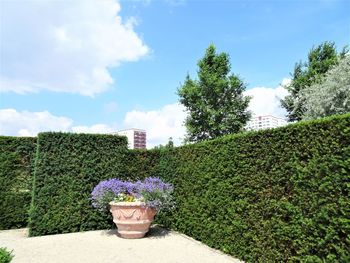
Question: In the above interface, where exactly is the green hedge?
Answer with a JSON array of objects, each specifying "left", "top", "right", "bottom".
[
  {"left": 26, "top": 114, "right": 350, "bottom": 262},
  {"left": 153, "top": 114, "right": 350, "bottom": 262},
  {"left": 29, "top": 132, "right": 129, "bottom": 236},
  {"left": 122, "top": 114, "right": 350, "bottom": 262},
  {"left": 0, "top": 137, "right": 36, "bottom": 230}
]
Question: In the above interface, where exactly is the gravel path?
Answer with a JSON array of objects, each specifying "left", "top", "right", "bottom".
[{"left": 0, "top": 226, "right": 243, "bottom": 263}]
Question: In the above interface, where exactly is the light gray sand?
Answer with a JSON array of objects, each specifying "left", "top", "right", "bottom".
[{"left": 0, "top": 226, "right": 243, "bottom": 263}]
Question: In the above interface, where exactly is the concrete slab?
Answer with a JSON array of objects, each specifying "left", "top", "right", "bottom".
[{"left": 0, "top": 226, "right": 243, "bottom": 263}]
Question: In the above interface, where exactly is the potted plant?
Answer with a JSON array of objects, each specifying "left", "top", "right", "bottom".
[{"left": 91, "top": 177, "right": 173, "bottom": 239}]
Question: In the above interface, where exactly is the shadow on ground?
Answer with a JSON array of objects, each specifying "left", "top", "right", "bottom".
[
  {"left": 146, "top": 225, "right": 170, "bottom": 238},
  {"left": 104, "top": 225, "right": 170, "bottom": 239}
]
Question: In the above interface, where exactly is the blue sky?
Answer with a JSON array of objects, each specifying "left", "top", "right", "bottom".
[{"left": 0, "top": 0, "right": 349, "bottom": 147}]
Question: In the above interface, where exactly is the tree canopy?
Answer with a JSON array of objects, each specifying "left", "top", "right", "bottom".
[
  {"left": 300, "top": 55, "right": 350, "bottom": 120},
  {"left": 281, "top": 41, "right": 347, "bottom": 122},
  {"left": 178, "top": 44, "right": 251, "bottom": 142}
]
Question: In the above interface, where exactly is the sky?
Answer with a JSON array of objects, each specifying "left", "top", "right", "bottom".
[{"left": 0, "top": 0, "right": 349, "bottom": 147}]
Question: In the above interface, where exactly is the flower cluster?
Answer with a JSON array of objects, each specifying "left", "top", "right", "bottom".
[{"left": 91, "top": 177, "right": 173, "bottom": 211}]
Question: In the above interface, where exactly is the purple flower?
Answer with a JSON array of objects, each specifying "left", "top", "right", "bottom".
[
  {"left": 91, "top": 177, "right": 174, "bottom": 211},
  {"left": 140, "top": 177, "right": 173, "bottom": 193},
  {"left": 138, "top": 177, "right": 174, "bottom": 210},
  {"left": 91, "top": 178, "right": 139, "bottom": 209}
]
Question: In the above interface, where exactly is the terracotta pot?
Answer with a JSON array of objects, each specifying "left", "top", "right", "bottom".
[{"left": 109, "top": 201, "right": 157, "bottom": 239}]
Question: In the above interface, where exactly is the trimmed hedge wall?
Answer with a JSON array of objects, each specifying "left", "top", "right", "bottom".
[
  {"left": 29, "top": 132, "right": 129, "bottom": 236},
  {"left": 124, "top": 114, "right": 350, "bottom": 262},
  {"left": 26, "top": 114, "right": 350, "bottom": 262},
  {"left": 0, "top": 136, "right": 36, "bottom": 229}
]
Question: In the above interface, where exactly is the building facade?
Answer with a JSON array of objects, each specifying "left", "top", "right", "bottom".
[
  {"left": 114, "top": 128, "right": 147, "bottom": 149},
  {"left": 246, "top": 115, "right": 287, "bottom": 131}
]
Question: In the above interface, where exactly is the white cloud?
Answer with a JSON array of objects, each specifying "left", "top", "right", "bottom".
[
  {"left": 0, "top": 78, "right": 290, "bottom": 145},
  {"left": 71, "top": 124, "right": 115, "bottom": 134},
  {"left": 0, "top": 105, "right": 185, "bottom": 148},
  {"left": 123, "top": 103, "right": 186, "bottom": 148},
  {"left": 281, "top": 78, "right": 291, "bottom": 87},
  {"left": 0, "top": 105, "right": 186, "bottom": 148},
  {"left": 0, "top": 109, "right": 117, "bottom": 136},
  {"left": 245, "top": 78, "right": 290, "bottom": 118},
  {"left": 0, "top": 0, "right": 149, "bottom": 96},
  {"left": 0, "top": 109, "right": 73, "bottom": 136}
]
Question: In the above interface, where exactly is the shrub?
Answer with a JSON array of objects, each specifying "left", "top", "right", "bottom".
[
  {"left": 153, "top": 114, "right": 350, "bottom": 262},
  {"left": 124, "top": 114, "right": 350, "bottom": 262},
  {"left": 0, "top": 247, "right": 14, "bottom": 263},
  {"left": 29, "top": 132, "right": 129, "bottom": 236},
  {"left": 0, "top": 136, "right": 36, "bottom": 229}
]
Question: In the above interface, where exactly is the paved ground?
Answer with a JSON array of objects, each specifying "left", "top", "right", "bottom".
[{"left": 0, "top": 226, "right": 243, "bottom": 263}]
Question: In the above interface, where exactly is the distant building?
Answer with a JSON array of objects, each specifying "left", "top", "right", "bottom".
[
  {"left": 246, "top": 115, "right": 287, "bottom": 131},
  {"left": 114, "top": 128, "right": 146, "bottom": 149}
]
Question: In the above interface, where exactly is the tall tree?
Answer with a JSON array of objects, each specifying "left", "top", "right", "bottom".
[
  {"left": 300, "top": 55, "right": 350, "bottom": 120},
  {"left": 178, "top": 44, "right": 251, "bottom": 142},
  {"left": 281, "top": 41, "right": 347, "bottom": 122},
  {"left": 153, "top": 137, "right": 174, "bottom": 149}
]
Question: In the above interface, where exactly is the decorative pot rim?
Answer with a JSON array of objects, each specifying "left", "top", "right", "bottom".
[{"left": 109, "top": 201, "right": 146, "bottom": 207}]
